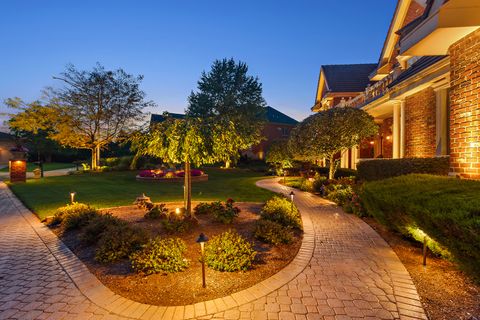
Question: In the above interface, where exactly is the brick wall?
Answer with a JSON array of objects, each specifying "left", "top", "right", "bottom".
[
  {"left": 9, "top": 160, "right": 26, "bottom": 183},
  {"left": 404, "top": 87, "right": 437, "bottom": 158},
  {"left": 448, "top": 28, "right": 480, "bottom": 179}
]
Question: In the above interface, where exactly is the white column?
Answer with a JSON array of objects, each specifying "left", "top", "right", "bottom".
[
  {"left": 340, "top": 150, "right": 346, "bottom": 168},
  {"left": 393, "top": 103, "right": 400, "bottom": 158},
  {"left": 435, "top": 88, "right": 448, "bottom": 156},
  {"left": 351, "top": 147, "right": 358, "bottom": 169},
  {"left": 400, "top": 100, "right": 406, "bottom": 158}
]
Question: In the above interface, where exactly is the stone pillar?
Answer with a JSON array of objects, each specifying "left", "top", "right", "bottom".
[
  {"left": 9, "top": 160, "right": 27, "bottom": 183},
  {"left": 448, "top": 28, "right": 480, "bottom": 179}
]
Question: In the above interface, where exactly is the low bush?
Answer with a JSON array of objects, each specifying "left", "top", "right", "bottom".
[
  {"left": 254, "top": 220, "right": 293, "bottom": 245},
  {"left": 144, "top": 204, "right": 169, "bottom": 219},
  {"left": 80, "top": 213, "right": 127, "bottom": 245},
  {"left": 313, "top": 166, "right": 357, "bottom": 179},
  {"left": 95, "top": 224, "right": 148, "bottom": 264},
  {"left": 356, "top": 157, "right": 449, "bottom": 181},
  {"left": 161, "top": 217, "right": 195, "bottom": 233},
  {"left": 51, "top": 203, "right": 99, "bottom": 230},
  {"left": 325, "top": 184, "right": 354, "bottom": 207},
  {"left": 193, "top": 199, "right": 240, "bottom": 224},
  {"left": 261, "top": 196, "right": 302, "bottom": 230},
  {"left": 361, "top": 174, "right": 480, "bottom": 280},
  {"left": 204, "top": 230, "right": 256, "bottom": 272},
  {"left": 130, "top": 237, "right": 189, "bottom": 274}
]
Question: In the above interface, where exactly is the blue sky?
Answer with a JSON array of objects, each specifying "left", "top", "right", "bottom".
[{"left": 0, "top": 0, "right": 396, "bottom": 126}]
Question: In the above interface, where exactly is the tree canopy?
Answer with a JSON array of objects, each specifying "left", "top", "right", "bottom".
[
  {"left": 186, "top": 58, "right": 266, "bottom": 167},
  {"left": 289, "top": 107, "right": 378, "bottom": 179},
  {"left": 7, "top": 64, "right": 153, "bottom": 170},
  {"left": 266, "top": 140, "right": 294, "bottom": 175}
]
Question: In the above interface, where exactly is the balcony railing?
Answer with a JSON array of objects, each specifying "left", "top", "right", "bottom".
[{"left": 337, "top": 68, "right": 399, "bottom": 109}]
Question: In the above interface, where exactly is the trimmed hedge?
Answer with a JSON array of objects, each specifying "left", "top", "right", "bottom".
[
  {"left": 357, "top": 157, "right": 449, "bottom": 181},
  {"left": 361, "top": 174, "right": 480, "bottom": 280}
]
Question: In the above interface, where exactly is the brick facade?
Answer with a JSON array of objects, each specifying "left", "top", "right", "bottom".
[
  {"left": 448, "top": 28, "right": 480, "bottom": 179},
  {"left": 404, "top": 87, "right": 437, "bottom": 158},
  {"left": 9, "top": 160, "right": 26, "bottom": 183}
]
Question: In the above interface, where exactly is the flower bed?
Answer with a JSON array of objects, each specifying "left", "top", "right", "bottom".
[{"left": 136, "top": 169, "right": 208, "bottom": 182}]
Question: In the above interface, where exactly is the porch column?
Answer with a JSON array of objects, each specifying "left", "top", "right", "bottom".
[
  {"left": 351, "top": 147, "right": 358, "bottom": 169},
  {"left": 393, "top": 102, "right": 401, "bottom": 158},
  {"left": 435, "top": 87, "right": 449, "bottom": 156},
  {"left": 400, "top": 100, "right": 406, "bottom": 158}
]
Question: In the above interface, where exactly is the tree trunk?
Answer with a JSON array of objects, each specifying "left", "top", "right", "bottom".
[
  {"left": 96, "top": 145, "right": 101, "bottom": 170},
  {"left": 184, "top": 160, "right": 193, "bottom": 217},
  {"left": 329, "top": 155, "right": 336, "bottom": 180},
  {"left": 91, "top": 147, "right": 96, "bottom": 171},
  {"left": 224, "top": 160, "right": 231, "bottom": 169}
]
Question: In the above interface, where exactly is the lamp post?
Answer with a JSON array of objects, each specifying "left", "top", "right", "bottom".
[
  {"left": 196, "top": 233, "right": 209, "bottom": 288},
  {"left": 70, "top": 192, "right": 76, "bottom": 204},
  {"left": 289, "top": 191, "right": 295, "bottom": 213}
]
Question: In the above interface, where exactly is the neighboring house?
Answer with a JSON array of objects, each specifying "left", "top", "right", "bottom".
[
  {"left": 312, "top": 0, "right": 480, "bottom": 179},
  {"left": 150, "top": 106, "right": 298, "bottom": 161},
  {"left": 0, "top": 132, "right": 15, "bottom": 165}
]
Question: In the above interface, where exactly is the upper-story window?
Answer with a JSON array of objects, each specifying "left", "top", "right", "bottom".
[{"left": 280, "top": 128, "right": 289, "bottom": 137}]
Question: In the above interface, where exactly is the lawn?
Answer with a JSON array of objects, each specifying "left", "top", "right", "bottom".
[
  {"left": 0, "top": 162, "right": 75, "bottom": 172},
  {"left": 8, "top": 168, "right": 275, "bottom": 219}
]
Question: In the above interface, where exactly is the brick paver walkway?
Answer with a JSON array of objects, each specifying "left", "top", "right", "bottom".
[{"left": 0, "top": 179, "right": 426, "bottom": 320}]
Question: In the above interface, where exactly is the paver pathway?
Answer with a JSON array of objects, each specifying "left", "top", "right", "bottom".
[{"left": 0, "top": 179, "right": 427, "bottom": 319}]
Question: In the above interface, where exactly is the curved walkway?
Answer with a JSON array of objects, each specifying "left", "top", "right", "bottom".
[{"left": 0, "top": 179, "right": 426, "bottom": 320}]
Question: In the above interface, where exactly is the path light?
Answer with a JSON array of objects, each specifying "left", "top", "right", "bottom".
[
  {"left": 175, "top": 207, "right": 182, "bottom": 216},
  {"left": 289, "top": 191, "right": 295, "bottom": 213},
  {"left": 196, "top": 233, "right": 209, "bottom": 288},
  {"left": 70, "top": 192, "right": 76, "bottom": 204}
]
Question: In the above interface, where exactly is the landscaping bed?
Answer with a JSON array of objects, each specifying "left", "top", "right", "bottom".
[{"left": 49, "top": 199, "right": 302, "bottom": 306}]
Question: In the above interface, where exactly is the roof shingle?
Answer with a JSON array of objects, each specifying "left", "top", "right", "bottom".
[{"left": 322, "top": 64, "right": 377, "bottom": 93}]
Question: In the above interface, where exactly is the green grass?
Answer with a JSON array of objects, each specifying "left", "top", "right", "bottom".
[
  {"left": 7, "top": 168, "right": 275, "bottom": 219},
  {"left": 0, "top": 162, "right": 75, "bottom": 172}
]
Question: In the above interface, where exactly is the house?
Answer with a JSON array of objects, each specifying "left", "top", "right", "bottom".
[
  {"left": 312, "top": 0, "right": 480, "bottom": 179},
  {"left": 0, "top": 132, "right": 16, "bottom": 165},
  {"left": 150, "top": 106, "right": 298, "bottom": 160}
]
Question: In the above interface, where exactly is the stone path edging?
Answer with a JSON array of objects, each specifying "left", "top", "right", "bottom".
[{"left": 3, "top": 178, "right": 315, "bottom": 319}]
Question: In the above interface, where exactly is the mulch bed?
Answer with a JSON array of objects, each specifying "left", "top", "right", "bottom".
[
  {"left": 55, "top": 202, "right": 302, "bottom": 306},
  {"left": 364, "top": 217, "right": 480, "bottom": 320}
]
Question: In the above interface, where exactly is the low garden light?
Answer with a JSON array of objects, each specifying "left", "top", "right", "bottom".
[
  {"left": 70, "top": 192, "right": 76, "bottom": 204},
  {"left": 289, "top": 191, "right": 295, "bottom": 213},
  {"left": 175, "top": 207, "right": 182, "bottom": 216},
  {"left": 196, "top": 233, "right": 209, "bottom": 288}
]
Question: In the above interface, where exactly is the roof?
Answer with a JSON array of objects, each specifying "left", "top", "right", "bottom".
[
  {"left": 388, "top": 55, "right": 447, "bottom": 88},
  {"left": 150, "top": 107, "right": 298, "bottom": 126},
  {"left": 0, "top": 132, "right": 13, "bottom": 141},
  {"left": 265, "top": 106, "right": 298, "bottom": 125},
  {"left": 322, "top": 64, "right": 377, "bottom": 93},
  {"left": 150, "top": 112, "right": 185, "bottom": 123}
]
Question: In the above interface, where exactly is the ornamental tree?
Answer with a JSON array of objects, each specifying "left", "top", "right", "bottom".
[
  {"left": 289, "top": 107, "right": 378, "bottom": 179},
  {"left": 131, "top": 116, "right": 220, "bottom": 217},
  {"left": 186, "top": 58, "right": 266, "bottom": 168},
  {"left": 8, "top": 64, "right": 153, "bottom": 170},
  {"left": 266, "top": 140, "right": 294, "bottom": 175}
]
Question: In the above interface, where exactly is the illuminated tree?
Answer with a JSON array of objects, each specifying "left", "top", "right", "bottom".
[
  {"left": 186, "top": 58, "right": 266, "bottom": 168},
  {"left": 289, "top": 107, "right": 378, "bottom": 179},
  {"left": 7, "top": 64, "right": 153, "bottom": 170}
]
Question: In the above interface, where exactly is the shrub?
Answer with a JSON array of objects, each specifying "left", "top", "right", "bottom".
[
  {"left": 261, "top": 196, "right": 302, "bottom": 230},
  {"left": 95, "top": 224, "right": 148, "bottom": 263},
  {"left": 80, "top": 213, "right": 127, "bottom": 245},
  {"left": 130, "top": 237, "right": 189, "bottom": 274},
  {"left": 360, "top": 174, "right": 480, "bottom": 280},
  {"left": 144, "top": 204, "right": 169, "bottom": 219},
  {"left": 204, "top": 230, "right": 257, "bottom": 272},
  {"left": 325, "top": 185, "right": 354, "bottom": 207},
  {"left": 313, "top": 166, "right": 357, "bottom": 179},
  {"left": 254, "top": 220, "right": 293, "bottom": 245},
  {"left": 52, "top": 203, "right": 99, "bottom": 230},
  {"left": 356, "top": 157, "right": 449, "bottom": 181},
  {"left": 193, "top": 200, "right": 240, "bottom": 224},
  {"left": 161, "top": 218, "right": 195, "bottom": 233}
]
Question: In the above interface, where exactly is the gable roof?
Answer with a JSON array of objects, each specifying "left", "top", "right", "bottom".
[
  {"left": 150, "top": 112, "right": 185, "bottom": 124},
  {"left": 265, "top": 106, "right": 298, "bottom": 125},
  {"left": 150, "top": 107, "right": 297, "bottom": 126},
  {"left": 322, "top": 64, "right": 377, "bottom": 93},
  {"left": 0, "top": 132, "right": 13, "bottom": 141},
  {"left": 388, "top": 55, "right": 447, "bottom": 88}
]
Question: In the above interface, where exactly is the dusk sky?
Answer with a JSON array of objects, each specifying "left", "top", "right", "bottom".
[{"left": 0, "top": 0, "right": 396, "bottom": 127}]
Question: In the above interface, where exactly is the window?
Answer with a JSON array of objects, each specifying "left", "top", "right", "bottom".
[{"left": 280, "top": 128, "right": 289, "bottom": 137}]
